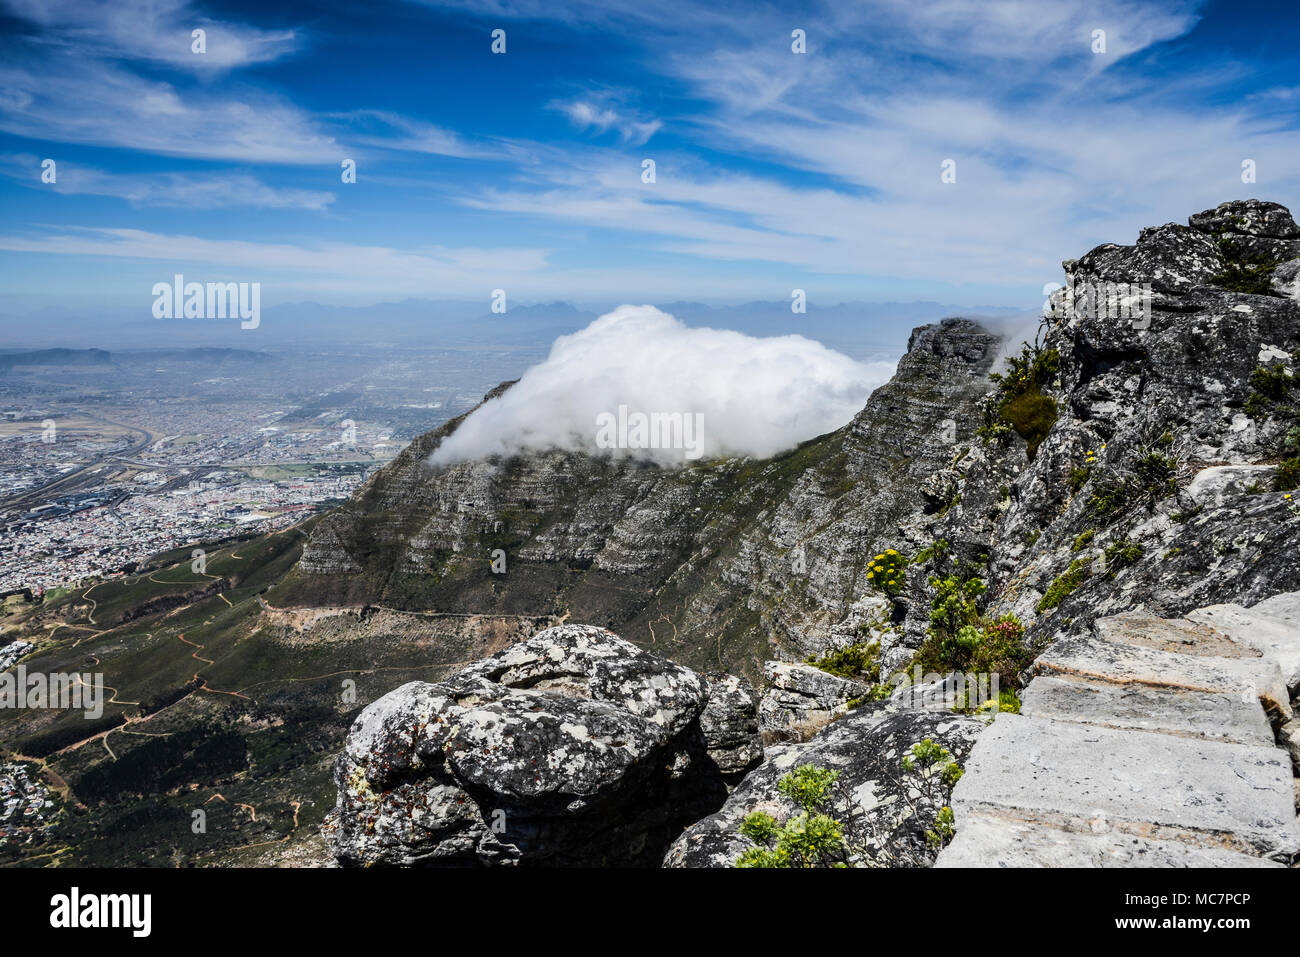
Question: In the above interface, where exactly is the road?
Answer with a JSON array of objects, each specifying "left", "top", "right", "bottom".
[{"left": 1, "top": 413, "right": 154, "bottom": 511}]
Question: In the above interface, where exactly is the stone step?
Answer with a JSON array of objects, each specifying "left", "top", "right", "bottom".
[
  {"left": 936, "top": 812, "right": 1284, "bottom": 868},
  {"left": 1020, "top": 674, "right": 1274, "bottom": 746},
  {"left": 1094, "top": 613, "right": 1260, "bottom": 658},
  {"left": 1188, "top": 601, "right": 1300, "bottom": 695},
  {"left": 947, "top": 713, "right": 1300, "bottom": 861},
  {"left": 1032, "top": 634, "right": 1292, "bottom": 723},
  {"left": 1249, "top": 592, "right": 1300, "bottom": 631}
]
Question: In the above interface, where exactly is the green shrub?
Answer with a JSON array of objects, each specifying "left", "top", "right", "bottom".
[
  {"left": 915, "top": 597, "right": 1032, "bottom": 691},
  {"left": 1087, "top": 479, "right": 1130, "bottom": 518},
  {"left": 1246, "top": 365, "right": 1294, "bottom": 417},
  {"left": 1037, "top": 557, "right": 1094, "bottom": 612},
  {"left": 736, "top": 765, "right": 846, "bottom": 868},
  {"left": 1132, "top": 451, "right": 1178, "bottom": 498},
  {"left": 1087, "top": 437, "right": 1182, "bottom": 520},
  {"left": 865, "top": 549, "right": 907, "bottom": 597},
  {"left": 913, "top": 538, "right": 950, "bottom": 568},
  {"left": 927, "top": 572, "right": 985, "bottom": 645},
  {"left": 1103, "top": 538, "right": 1145, "bottom": 577},
  {"left": 1210, "top": 236, "right": 1284, "bottom": 296},
  {"left": 734, "top": 745, "right": 966, "bottom": 867},
  {"left": 806, "top": 640, "right": 881, "bottom": 682},
  {"left": 1274, "top": 458, "right": 1300, "bottom": 492},
  {"left": 1071, "top": 529, "right": 1096, "bottom": 551},
  {"left": 1001, "top": 390, "right": 1059, "bottom": 460},
  {"left": 979, "top": 336, "right": 1061, "bottom": 460}
]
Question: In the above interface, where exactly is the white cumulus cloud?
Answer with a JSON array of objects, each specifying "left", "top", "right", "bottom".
[{"left": 429, "top": 305, "right": 895, "bottom": 466}]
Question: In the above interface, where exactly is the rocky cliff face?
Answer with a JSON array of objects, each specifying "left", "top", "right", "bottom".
[
  {"left": 291, "top": 319, "right": 1003, "bottom": 681},
  {"left": 949, "top": 198, "right": 1300, "bottom": 646}
]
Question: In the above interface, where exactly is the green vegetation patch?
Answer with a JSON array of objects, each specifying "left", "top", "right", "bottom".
[
  {"left": 735, "top": 742, "right": 964, "bottom": 868},
  {"left": 979, "top": 338, "right": 1061, "bottom": 460},
  {"left": 865, "top": 548, "right": 907, "bottom": 597},
  {"left": 1037, "top": 557, "right": 1094, "bottom": 613},
  {"left": 1274, "top": 457, "right": 1300, "bottom": 492},
  {"left": 1210, "top": 236, "right": 1285, "bottom": 296},
  {"left": 806, "top": 640, "right": 881, "bottom": 683},
  {"left": 1103, "top": 538, "right": 1145, "bottom": 577}
]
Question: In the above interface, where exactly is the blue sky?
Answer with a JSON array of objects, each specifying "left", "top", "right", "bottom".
[{"left": 0, "top": 0, "right": 1297, "bottom": 316}]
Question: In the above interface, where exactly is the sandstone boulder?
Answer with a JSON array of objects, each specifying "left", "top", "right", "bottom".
[
  {"left": 757, "top": 660, "right": 871, "bottom": 740},
  {"left": 325, "top": 623, "right": 761, "bottom": 866}
]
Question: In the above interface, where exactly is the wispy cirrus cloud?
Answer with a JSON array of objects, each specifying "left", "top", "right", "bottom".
[
  {"left": 0, "top": 154, "right": 335, "bottom": 210},
  {"left": 1, "top": 0, "right": 299, "bottom": 71},
  {"left": 334, "top": 110, "right": 515, "bottom": 160},
  {"left": 0, "top": 225, "right": 552, "bottom": 284},
  {"left": 0, "top": 59, "right": 340, "bottom": 163},
  {"left": 549, "top": 92, "right": 662, "bottom": 146}
]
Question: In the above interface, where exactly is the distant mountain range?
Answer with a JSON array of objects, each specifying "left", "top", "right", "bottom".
[
  {"left": 0, "top": 346, "right": 271, "bottom": 369},
  {"left": 0, "top": 298, "right": 1030, "bottom": 362}
]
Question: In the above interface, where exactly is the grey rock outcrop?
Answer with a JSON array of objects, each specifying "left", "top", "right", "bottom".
[
  {"left": 325, "top": 623, "right": 761, "bottom": 866},
  {"left": 1188, "top": 199, "right": 1300, "bottom": 240},
  {"left": 664, "top": 706, "right": 985, "bottom": 868},
  {"left": 926, "top": 198, "right": 1300, "bottom": 655},
  {"left": 1272, "top": 257, "right": 1300, "bottom": 299},
  {"left": 757, "top": 661, "right": 872, "bottom": 740}
]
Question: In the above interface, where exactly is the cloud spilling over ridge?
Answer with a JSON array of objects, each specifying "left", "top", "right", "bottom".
[{"left": 428, "top": 305, "right": 897, "bottom": 467}]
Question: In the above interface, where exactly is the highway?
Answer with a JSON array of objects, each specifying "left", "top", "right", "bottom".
[{"left": 1, "top": 413, "right": 154, "bottom": 512}]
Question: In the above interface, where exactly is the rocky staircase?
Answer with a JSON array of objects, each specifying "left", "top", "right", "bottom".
[{"left": 936, "top": 594, "right": 1300, "bottom": 867}]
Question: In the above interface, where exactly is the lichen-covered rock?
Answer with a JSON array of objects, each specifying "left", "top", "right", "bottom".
[
  {"left": 699, "top": 673, "right": 764, "bottom": 774},
  {"left": 1272, "top": 258, "right": 1300, "bottom": 300},
  {"left": 663, "top": 707, "right": 985, "bottom": 868},
  {"left": 757, "top": 661, "right": 872, "bottom": 739},
  {"left": 325, "top": 624, "right": 761, "bottom": 866},
  {"left": 1185, "top": 464, "right": 1278, "bottom": 508},
  {"left": 934, "top": 198, "right": 1300, "bottom": 654},
  {"left": 1188, "top": 199, "right": 1300, "bottom": 240}
]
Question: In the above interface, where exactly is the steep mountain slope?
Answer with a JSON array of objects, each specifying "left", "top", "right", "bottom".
[
  {"left": 278, "top": 321, "right": 1002, "bottom": 681},
  {"left": 286, "top": 202, "right": 1300, "bottom": 683}
]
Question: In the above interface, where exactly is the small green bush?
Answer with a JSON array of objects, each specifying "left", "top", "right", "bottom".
[
  {"left": 1103, "top": 539, "right": 1144, "bottom": 577},
  {"left": 1087, "top": 479, "right": 1130, "bottom": 518},
  {"left": 979, "top": 336, "right": 1061, "bottom": 460},
  {"left": 1001, "top": 390, "right": 1059, "bottom": 460},
  {"left": 736, "top": 765, "right": 846, "bottom": 868},
  {"left": 806, "top": 641, "right": 881, "bottom": 682},
  {"left": 1132, "top": 452, "right": 1178, "bottom": 498},
  {"left": 865, "top": 549, "right": 907, "bottom": 597},
  {"left": 1210, "top": 236, "right": 1283, "bottom": 296},
  {"left": 1274, "top": 458, "right": 1300, "bottom": 492},
  {"left": 1037, "top": 557, "right": 1094, "bottom": 612}
]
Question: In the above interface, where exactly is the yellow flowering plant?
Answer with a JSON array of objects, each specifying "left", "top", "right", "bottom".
[{"left": 866, "top": 548, "right": 907, "bottom": 597}]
